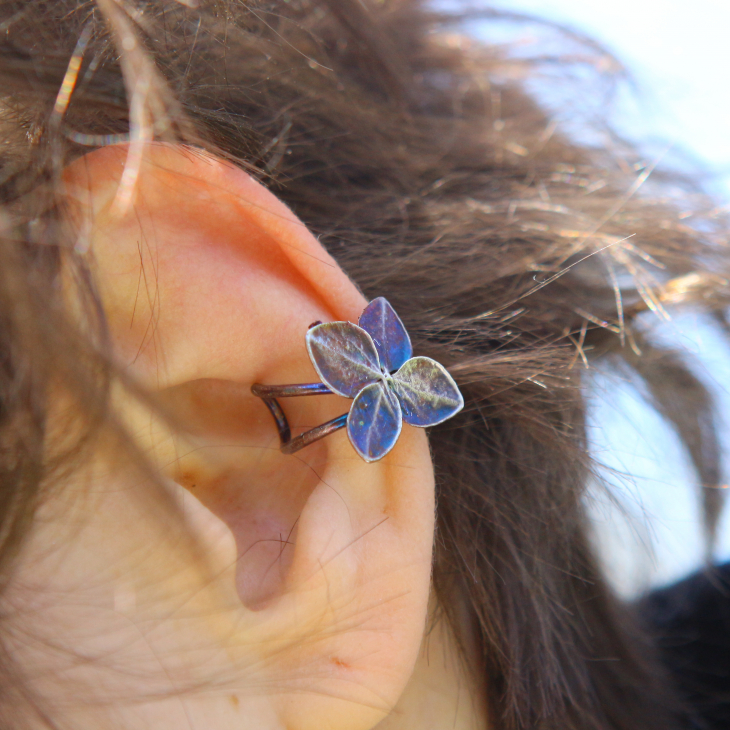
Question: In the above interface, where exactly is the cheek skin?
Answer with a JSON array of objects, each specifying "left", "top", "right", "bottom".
[{"left": 12, "top": 143, "right": 439, "bottom": 730}]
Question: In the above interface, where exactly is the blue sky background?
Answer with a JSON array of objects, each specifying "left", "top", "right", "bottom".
[
  {"left": 491, "top": 0, "right": 730, "bottom": 194},
  {"left": 470, "top": 1, "right": 730, "bottom": 595}
]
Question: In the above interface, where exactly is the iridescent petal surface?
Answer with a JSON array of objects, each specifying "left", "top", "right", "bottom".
[
  {"left": 347, "top": 382, "right": 402, "bottom": 462},
  {"left": 306, "top": 322, "right": 381, "bottom": 398},
  {"left": 392, "top": 356, "right": 464, "bottom": 427},
  {"left": 358, "top": 297, "right": 412, "bottom": 373}
]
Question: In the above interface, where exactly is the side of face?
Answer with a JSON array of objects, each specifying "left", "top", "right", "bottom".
[{"left": 3, "top": 144, "right": 438, "bottom": 730}]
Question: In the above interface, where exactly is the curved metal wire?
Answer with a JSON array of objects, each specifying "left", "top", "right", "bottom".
[{"left": 251, "top": 382, "right": 348, "bottom": 454}]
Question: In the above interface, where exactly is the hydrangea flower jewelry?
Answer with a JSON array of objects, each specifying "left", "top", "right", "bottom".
[{"left": 252, "top": 298, "right": 464, "bottom": 462}]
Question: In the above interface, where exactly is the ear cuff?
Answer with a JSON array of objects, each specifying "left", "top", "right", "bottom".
[{"left": 252, "top": 298, "right": 464, "bottom": 463}]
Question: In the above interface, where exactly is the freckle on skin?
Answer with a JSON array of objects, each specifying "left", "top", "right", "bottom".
[
  {"left": 230, "top": 695, "right": 239, "bottom": 708},
  {"left": 331, "top": 657, "right": 350, "bottom": 669},
  {"left": 177, "top": 470, "right": 199, "bottom": 489}
]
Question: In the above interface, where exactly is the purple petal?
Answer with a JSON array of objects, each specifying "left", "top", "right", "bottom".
[
  {"left": 358, "top": 297, "right": 412, "bottom": 373},
  {"left": 391, "top": 357, "right": 464, "bottom": 427},
  {"left": 306, "top": 322, "right": 381, "bottom": 398},
  {"left": 347, "top": 382, "right": 402, "bottom": 462}
]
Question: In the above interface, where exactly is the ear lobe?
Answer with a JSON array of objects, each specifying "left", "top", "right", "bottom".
[{"left": 61, "top": 143, "right": 437, "bottom": 730}]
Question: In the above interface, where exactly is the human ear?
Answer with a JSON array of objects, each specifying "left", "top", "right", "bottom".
[{"left": 60, "top": 143, "right": 436, "bottom": 730}]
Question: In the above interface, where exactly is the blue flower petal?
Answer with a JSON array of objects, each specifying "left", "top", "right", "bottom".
[
  {"left": 347, "top": 382, "right": 402, "bottom": 462},
  {"left": 391, "top": 356, "right": 464, "bottom": 427},
  {"left": 306, "top": 322, "right": 381, "bottom": 398},
  {"left": 358, "top": 297, "right": 412, "bottom": 373}
]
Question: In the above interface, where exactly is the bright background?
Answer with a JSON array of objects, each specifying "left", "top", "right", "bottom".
[
  {"left": 470, "top": 0, "right": 730, "bottom": 596},
  {"left": 495, "top": 0, "right": 730, "bottom": 195}
]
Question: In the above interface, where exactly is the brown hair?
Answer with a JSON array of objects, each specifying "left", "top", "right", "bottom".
[{"left": 0, "top": 1, "right": 728, "bottom": 728}]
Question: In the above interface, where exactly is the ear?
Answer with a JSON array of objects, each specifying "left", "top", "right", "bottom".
[{"left": 61, "top": 143, "right": 435, "bottom": 730}]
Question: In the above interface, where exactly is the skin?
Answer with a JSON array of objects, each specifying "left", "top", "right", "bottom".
[{"left": 4, "top": 144, "right": 486, "bottom": 730}]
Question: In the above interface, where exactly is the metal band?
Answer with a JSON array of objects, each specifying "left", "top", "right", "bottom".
[
  {"left": 251, "top": 382, "right": 332, "bottom": 398},
  {"left": 252, "top": 383, "right": 347, "bottom": 455}
]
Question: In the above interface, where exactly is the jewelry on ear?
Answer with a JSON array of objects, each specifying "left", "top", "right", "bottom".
[{"left": 252, "top": 297, "right": 464, "bottom": 462}]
